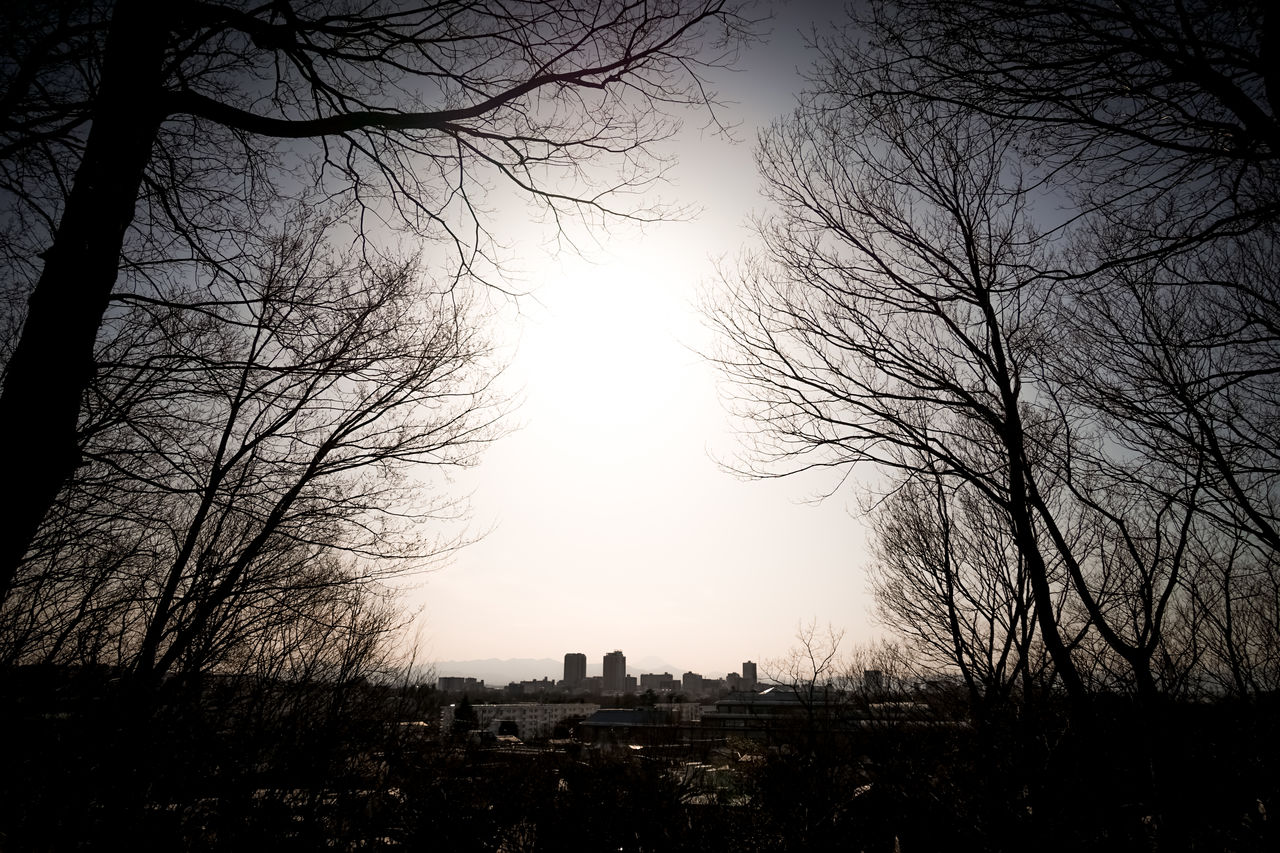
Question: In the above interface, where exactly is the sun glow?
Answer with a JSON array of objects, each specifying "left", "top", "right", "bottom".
[{"left": 408, "top": 1, "right": 876, "bottom": 673}]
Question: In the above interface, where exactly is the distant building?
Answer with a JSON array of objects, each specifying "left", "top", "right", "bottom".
[
  {"left": 682, "top": 671, "right": 704, "bottom": 696},
  {"left": 863, "top": 669, "right": 884, "bottom": 693},
  {"left": 603, "top": 650, "right": 627, "bottom": 693},
  {"left": 438, "top": 676, "right": 485, "bottom": 693},
  {"left": 441, "top": 702, "right": 599, "bottom": 741},
  {"left": 726, "top": 672, "right": 742, "bottom": 691},
  {"left": 701, "top": 687, "right": 951, "bottom": 744},
  {"left": 742, "top": 661, "right": 757, "bottom": 691},
  {"left": 656, "top": 701, "right": 702, "bottom": 722},
  {"left": 516, "top": 677, "right": 555, "bottom": 696},
  {"left": 640, "top": 672, "right": 672, "bottom": 691},
  {"left": 564, "top": 652, "right": 587, "bottom": 688}
]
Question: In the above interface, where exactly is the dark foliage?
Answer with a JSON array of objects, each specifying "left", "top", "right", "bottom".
[{"left": 3, "top": 667, "right": 1276, "bottom": 851}]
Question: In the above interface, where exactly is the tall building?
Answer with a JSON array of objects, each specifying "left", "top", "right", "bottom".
[
  {"left": 742, "top": 660, "right": 757, "bottom": 690},
  {"left": 603, "top": 650, "right": 626, "bottom": 693},
  {"left": 564, "top": 652, "right": 587, "bottom": 688}
]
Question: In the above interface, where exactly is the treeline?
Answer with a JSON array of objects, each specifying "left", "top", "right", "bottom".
[{"left": 6, "top": 663, "right": 1274, "bottom": 851}]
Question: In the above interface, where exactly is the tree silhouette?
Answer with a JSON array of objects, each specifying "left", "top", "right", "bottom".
[
  {"left": 452, "top": 694, "right": 478, "bottom": 738},
  {"left": 709, "top": 81, "right": 1090, "bottom": 697},
  {"left": 856, "top": 0, "right": 1280, "bottom": 701},
  {"left": 709, "top": 0, "right": 1280, "bottom": 708},
  {"left": 2, "top": 207, "right": 497, "bottom": 681},
  {"left": 0, "top": 0, "right": 755, "bottom": 601},
  {"left": 869, "top": 465, "right": 1054, "bottom": 709}
]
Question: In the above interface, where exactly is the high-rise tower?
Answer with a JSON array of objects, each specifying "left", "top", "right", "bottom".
[
  {"left": 563, "top": 652, "right": 587, "bottom": 688},
  {"left": 742, "top": 660, "right": 758, "bottom": 690},
  {"left": 603, "top": 650, "right": 626, "bottom": 693}
]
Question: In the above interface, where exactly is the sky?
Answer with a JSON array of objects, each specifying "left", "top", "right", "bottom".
[{"left": 405, "top": 1, "right": 876, "bottom": 681}]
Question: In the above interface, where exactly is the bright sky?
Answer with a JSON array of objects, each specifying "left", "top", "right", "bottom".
[{"left": 407, "top": 1, "right": 875, "bottom": 679}]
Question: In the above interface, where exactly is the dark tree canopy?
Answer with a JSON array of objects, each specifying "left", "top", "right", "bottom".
[{"left": 864, "top": 0, "right": 1278, "bottom": 245}]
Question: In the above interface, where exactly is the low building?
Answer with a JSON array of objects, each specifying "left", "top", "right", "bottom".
[
  {"left": 514, "top": 677, "right": 556, "bottom": 696},
  {"left": 701, "top": 687, "right": 955, "bottom": 744},
  {"left": 682, "top": 671, "right": 704, "bottom": 696},
  {"left": 640, "top": 672, "right": 672, "bottom": 691},
  {"left": 437, "top": 676, "right": 485, "bottom": 693},
  {"left": 577, "top": 707, "right": 686, "bottom": 746},
  {"left": 654, "top": 701, "right": 702, "bottom": 723},
  {"left": 440, "top": 702, "right": 599, "bottom": 741},
  {"left": 699, "top": 687, "right": 810, "bottom": 741}
]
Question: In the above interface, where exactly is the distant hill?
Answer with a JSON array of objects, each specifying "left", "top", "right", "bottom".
[
  {"left": 424, "top": 656, "right": 688, "bottom": 685},
  {"left": 428, "top": 658, "right": 560, "bottom": 684}
]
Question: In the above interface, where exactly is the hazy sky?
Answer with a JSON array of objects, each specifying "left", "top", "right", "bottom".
[{"left": 406, "top": 1, "right": 875, "bottom": 680}]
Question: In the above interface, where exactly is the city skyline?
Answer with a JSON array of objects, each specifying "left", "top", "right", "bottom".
[{"left": 432, "top": 649, "right": 766, "bottom": 688}]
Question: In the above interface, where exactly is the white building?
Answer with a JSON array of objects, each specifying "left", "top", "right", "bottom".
[{"left": 440, "top": 703, "right": 600, "bottom": 740}]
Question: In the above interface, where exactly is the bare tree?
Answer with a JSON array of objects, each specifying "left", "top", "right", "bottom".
[
  {"left": 1181, "top": 523, "right": 1280, "bottom": 696},
  {"left": 1046, "top": 228, "right": 1280, "bottom": 696},
  {"left": 707, "top": 63, "right": 1091, "bottom": 695},
  {"left": 849, "top": 0, "right": 1280, "bottom": 552},
  {"left": 766, "top": 620, "right": 849, "bottom": 707},
  {"left": 861, "top": 0, "right": 1279, "bottom": 247},
  {"left": 2, "top": 207, "right": 500, "bottom": 682},
  {"left": 709, "top": 3, "right": 1276, "bottom": 708},
  {"left": 856, "top": 5, "right": 1280, "bottom": 693},
  {"left": 0, "top": 0, "right": 757, "bottom": 600},
  {"left": 868, "top": 465, "right": 1058, "bottom": 709}
]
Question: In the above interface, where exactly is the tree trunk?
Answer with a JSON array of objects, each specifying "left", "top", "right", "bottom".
[
  {"left": 1006, "top": 457, "right": 1087, "bottom": 702},
  {"left": 976, "top": 280, "right": 1087, "bottom": 703},
  {"left": 0, "top": 0, "right": 170, "bottom": 604}
]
